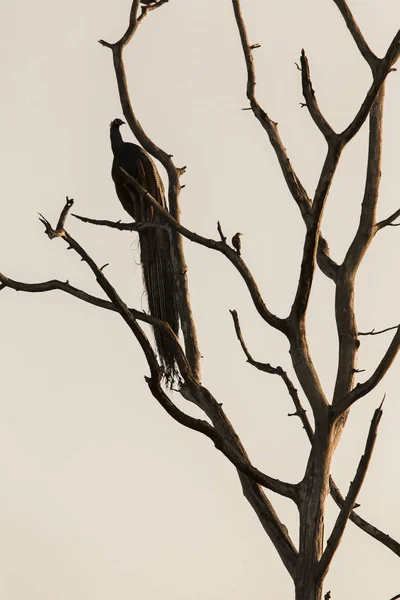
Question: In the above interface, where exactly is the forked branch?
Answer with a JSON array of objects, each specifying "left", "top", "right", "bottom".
[
  {"left": 328, "top": 477, "right": 400, "bottom": 557},
  {"left": 300, "top": 49, "right": 336, "bottom": 141},
  {"left": 230, "top": 309, "right": 400, "bottom": 557},
  {"left": 320, "top": 401, "right": 384, "bottom": 575},
  {"left": 35, "top": 199, "right": 299, "bottom": 501},
  {"left": 333, "top": 326, "right": 400, "bottom": 415},
  {"left": 231, "top": 0, "right": 343, "bottom": 286},
  {"left": 231, "top": 0, "right": 310, "bottom": 220}
]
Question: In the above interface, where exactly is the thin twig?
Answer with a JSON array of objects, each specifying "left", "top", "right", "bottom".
[
  {"left": 375, "top": 208, "right": 400, "bottom": 231},
  {"left": 73, "top": 213, "right": 169, "bottom": 232},
  {"left": 300, "top": 49, "right": 336, "bottom": 141},
  {"left": 217, "top": 220, "right": 227, "bottom": 243},
  {"left": 56, "top": 197, "right": 74, "bottom": 229},
  {"left": 359, "top": 325, "right": 399, "bottom": 336}
]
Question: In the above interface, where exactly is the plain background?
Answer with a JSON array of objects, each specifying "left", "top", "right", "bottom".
[{"left": 0, "top": 0, "right": 399, "bottom": 598}]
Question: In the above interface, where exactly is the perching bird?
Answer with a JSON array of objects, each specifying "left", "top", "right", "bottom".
[
  {"left": 110, "top": 118, "right": 179, "bottom": 384},
  {"left": 232, "top": 232, "right": 243, "bottom": 256}
]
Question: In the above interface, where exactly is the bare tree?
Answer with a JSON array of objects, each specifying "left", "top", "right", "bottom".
[{"left": 1, "top": 1, "right": 400, "bottom": 598}]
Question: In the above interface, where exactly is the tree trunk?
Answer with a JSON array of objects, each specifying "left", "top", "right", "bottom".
[
  {"left": 295, "top": 422, "right": 332, "bottom": 600},
  {"left": 295, "top": 573, "right": 323, "bottom": 600}
]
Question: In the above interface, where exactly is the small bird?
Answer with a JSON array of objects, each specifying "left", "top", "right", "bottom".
[{"left": 232, "top": 232, "right": 243, "bottom": 256}]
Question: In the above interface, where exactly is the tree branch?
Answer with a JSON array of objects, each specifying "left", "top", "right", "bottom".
[
  {"left": 230, "top": 308, "right": 314, "bottom": 442},
  {"left": 332, "top": 0, "right": 378, "bottom": 68},
  {"left": 138, "top": 0, "right": 170, "bottom": 19},
  {"left": 216, "top": 220, "right": 227, "bottom": 243},
  {"left": 328, "top": 477, "right": 400, "bottom": 557},
  {"left": 231, "top": 0, "right": 341, "bottom": 287},
  {"left": 0, "top": 272, "right": 134, "bottom": 312},
  {"left": 235, "top": 2, "right": 346, "bottom": 417},
  {"left": 329, "top": 21, "right": 399, "bottom": 418},
  {"left": 231, "top": 0, "right": 310, "bottom": 220},
  {"left": 300, "top": 49, "right": 336, "bottom": 142},
  {"left": 72, "top": 213, "right": 169, "bottom": 232},
  {"left": 375, "top": 208, "right": 400, "bottom": 231},
  {"left": 238, "top": 476, "right": 298, "bottom": 578},
  {"left": 287, "top": 18, "right": 392, "bottom": 398},
  {"left": 339, "top": 34, "right": 400, "bottom": 146},
  {"left": 0, "top": 271, "right": 197, "bottom": 377},
  {"left": 180, "top": 382, "right": 299, "bottom": 575},
  {"left": 212, "top": 439, "right": 297, "bottom": 499},
  {"left": 359, "top": 325, "right": 399, "bottom": 336},
  {"left": 316, "top": 237, "right": 339, "bottom": 281},
  {"left": 285, "top": 144, "right": 342, "bottom": 420},
  {"left": 333, "top": 326, "right": 400, "bottom": 416},
  {"left": 290, "top": 143, "right": 341, "bottom": 324},
  {"left": 320, "top": 401, "right": 384, "bottom": 576},
  {"left": 333, "top": 77, "right": 386, "bottom": 406}
]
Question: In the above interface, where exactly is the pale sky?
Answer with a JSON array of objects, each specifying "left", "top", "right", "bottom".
[{"left": 1, "top": 0, "right": 400, "bottom": 598}]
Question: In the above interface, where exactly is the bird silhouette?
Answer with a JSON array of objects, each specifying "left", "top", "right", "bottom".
[
  {"left": 232, "top": 232, "right": 243, "bottom": 256},
  {"left": 110, "top": 118, "right": 179, "bottom": 384}
]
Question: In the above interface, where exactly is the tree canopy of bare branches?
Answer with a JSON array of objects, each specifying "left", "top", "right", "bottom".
[{"left": 1, "top": 1, "right": 400, "bottom": 599}]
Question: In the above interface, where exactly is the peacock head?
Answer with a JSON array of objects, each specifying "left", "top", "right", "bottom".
[{"left": 110, "top": 118, "right": 125, "bottom": 128}]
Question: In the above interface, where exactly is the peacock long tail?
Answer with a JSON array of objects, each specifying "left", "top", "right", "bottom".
[{"left": 140, "top": 225, "right": 179, "bottom": 384}]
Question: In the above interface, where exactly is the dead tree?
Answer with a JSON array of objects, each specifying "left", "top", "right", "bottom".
[{"left": 1, "top": 1, "right": 400, "bottom": 599}]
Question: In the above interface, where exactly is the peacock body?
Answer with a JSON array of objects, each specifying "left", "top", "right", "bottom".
[{"left": 110, "top": 118, "right": 179, "bottom": 384}]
